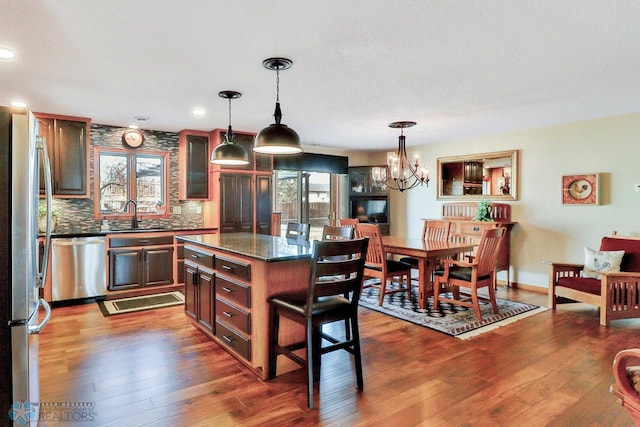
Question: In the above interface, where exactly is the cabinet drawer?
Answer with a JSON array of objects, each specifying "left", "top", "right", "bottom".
[
  {"left": 216, "top": 275, "right": 251, "bottom": 308},
  {"left": 184, "top": 246, "right": 214, "bottom": 269},
  {"left": 455, "top": 222, "right": 497, "bottom": 237},
  {"left": 110, "top": 235, "right": 174, "bottom": 248},
  {"left": 216, "top": 321, "right": 251, "bottom": 361},
  {"left": 215, "top": 256, "right": 251, "bottom": 282},
  {"left": 216, "top": 297, "right": 251, "bottom": 334}
]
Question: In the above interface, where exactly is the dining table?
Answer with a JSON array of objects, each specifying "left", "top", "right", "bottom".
[{"left": 381, "top": 236, "right": 476, "bottom": 309}]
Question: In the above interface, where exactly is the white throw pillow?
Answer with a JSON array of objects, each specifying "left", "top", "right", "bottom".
[{"left": 583, "top": 247, "right": 625, "bottom": 279}]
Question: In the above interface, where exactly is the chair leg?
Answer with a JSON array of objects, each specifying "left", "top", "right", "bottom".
[
  {"left": 306, "top": 321, "right": 315, "bottom": 409},
  {"left": 487, "top": 283, "right": 499, "bottom": 314},
  {"left": 433, "top": 277, "right": 441, "bottom": 310},
  {"left": 405, "top": 274, "right": 411, "bottom": 300},
  {"left": 471, "top": 289, "right": 482, "bottom": 320},
  {"left": 378, "top": 279, "right": 387, "bottom": 306},
  {"left": 350, "top": 315, "right": 364, "bottom": 391},
  {"left": 268, "top": 306, "right": 280, "bottom": 380}
]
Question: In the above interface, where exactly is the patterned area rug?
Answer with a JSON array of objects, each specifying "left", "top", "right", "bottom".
[
  {"left": 97, "top": 291, "right": 184, "bottom": 316},
  {"left": 358, "top": 282, "right": 545, "bottom": 339}
]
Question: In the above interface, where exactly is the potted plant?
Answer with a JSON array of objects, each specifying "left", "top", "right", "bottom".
[
  {"left": 38, "top": 205, "right": 61, "bottom": 233},
  {"left": 472, "top": 199, "right": 493, "bottom": 222}
]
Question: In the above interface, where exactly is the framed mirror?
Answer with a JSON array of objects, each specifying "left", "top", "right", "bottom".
[{"left": 437, "top": 149, "right": 519, "bottom": 200}]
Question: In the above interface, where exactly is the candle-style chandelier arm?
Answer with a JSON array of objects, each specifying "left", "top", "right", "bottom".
[{"left": 371, "top": 121, "right": 429, "bottom": 192}]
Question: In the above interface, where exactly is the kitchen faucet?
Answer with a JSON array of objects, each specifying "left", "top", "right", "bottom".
[{"left": 123, "top": 199, "right": 139, "bottom": 228}]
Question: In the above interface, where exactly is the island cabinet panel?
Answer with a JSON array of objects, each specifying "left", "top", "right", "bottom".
[
  {"left": 177, "top": 233, "right": 312, "bottom": 380},
  {"left": 183, "top": 244, "right": 216, "bottom": 336}
]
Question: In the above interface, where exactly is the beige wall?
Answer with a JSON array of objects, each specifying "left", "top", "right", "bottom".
[{"left": 347, "top": 113, "right": 640, "bottom": 290}]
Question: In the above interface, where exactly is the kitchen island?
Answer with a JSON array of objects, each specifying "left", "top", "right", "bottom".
[{"left": 175, "top": 232, "right": 313, "bottom": 379}]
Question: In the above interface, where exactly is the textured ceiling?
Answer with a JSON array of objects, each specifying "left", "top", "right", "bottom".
[{"left": 2, "top": 0, "right": 640, "bottom": 151}]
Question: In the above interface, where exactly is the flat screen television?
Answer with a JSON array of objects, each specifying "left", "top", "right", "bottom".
[{"left": 350, "top": 197, "right": 388, "bottom": 224}]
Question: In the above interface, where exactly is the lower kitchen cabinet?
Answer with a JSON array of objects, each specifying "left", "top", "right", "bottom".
[{"left": 108, "top": 235, "right": 174, "bottom": 291}]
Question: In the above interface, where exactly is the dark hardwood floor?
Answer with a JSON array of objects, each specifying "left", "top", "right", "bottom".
[{"left": 38, "top": 287, "right": 639, "bottom": 426}]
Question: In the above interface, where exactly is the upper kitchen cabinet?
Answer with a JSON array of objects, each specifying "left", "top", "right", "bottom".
[
  {"left": 36, "top": 113, "right": 90, "bottom": 197},
  {"left": 178, "top": 130, "right": 210, "bottom": 200}
]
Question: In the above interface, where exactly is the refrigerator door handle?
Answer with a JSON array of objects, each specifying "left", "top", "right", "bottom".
[
  {"left": 37, "top": 136, "right": 53, "bottom": 289},
  {"left": 28, "top": 298, "right": 51, "bottom": 334}
]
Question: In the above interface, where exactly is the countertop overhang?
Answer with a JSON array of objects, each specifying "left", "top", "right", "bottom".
[{"left": 176, "top": 232, "right": 312, "bottom": 262}]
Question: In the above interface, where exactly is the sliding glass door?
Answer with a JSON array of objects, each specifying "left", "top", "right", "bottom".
[{"left": 274, "top": 170, "right": 332, "bottom": 241}]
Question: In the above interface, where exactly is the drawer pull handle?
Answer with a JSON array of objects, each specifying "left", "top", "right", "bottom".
[
  {"left": 222, "top": 287, "right": 233, "bottom": 293},
  {"left": 190, "top": 254, "right": 200, "bottom": 259},
  {"left": 222, "top": 265, "right": 232, "bottom": 270},
  {"left": 472, "top": 227, "right": 479, "bottom": 231},
  {"left": 223, "top": 311, "right": 233, "bottom": 318},
  {"left": 222, "top": 335, "right": 233, "bottom": 343}
]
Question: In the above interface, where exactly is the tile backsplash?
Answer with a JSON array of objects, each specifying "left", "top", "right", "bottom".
[{"left": 46, "top": 124, "right": 205, "bottom": 233}]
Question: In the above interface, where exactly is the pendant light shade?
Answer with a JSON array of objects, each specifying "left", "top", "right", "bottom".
[
  {"left": 254, "top": 57, "right": 302, "bottom": 155},
  {"left": 211, "top": 90, "right": 249, "bottom": 165}
]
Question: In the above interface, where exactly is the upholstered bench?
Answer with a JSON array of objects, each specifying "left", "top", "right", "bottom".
[{"left": 548, "top": 232, "right": 640, "bottom": 326}]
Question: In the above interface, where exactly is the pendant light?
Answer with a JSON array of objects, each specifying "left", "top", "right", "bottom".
[
  {"left": 371, "top": 121, "right": 430, "bottom": 192},
  {"left": 254, "top": 57, "right": 302, "bottom": 155},
  {"left": 210, "top": 90, "right": 249, "bottom": 165}
]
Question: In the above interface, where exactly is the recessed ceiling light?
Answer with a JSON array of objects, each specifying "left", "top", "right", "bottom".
[
  {"left": 11, "top": 100, "right": 27, "bottom": 108},
  {"left": 0, "top": 47, "right": 16, "bottom": 60},
  {"left": 134, "top": 116, "right": 149, "bottom": 123},
  {"left": 192, "top": 108, "right": 206, "bottom": 117},
  {"left": 128, "top": 124, "right": 140, "bottom": 129}
]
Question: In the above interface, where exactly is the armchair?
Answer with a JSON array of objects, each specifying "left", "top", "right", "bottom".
[
  {"left": 611, "top": 349, "right": 640, "bottom": 425},
  {"left": 548, "top": 232, "right": 640, "bottom": 326}
]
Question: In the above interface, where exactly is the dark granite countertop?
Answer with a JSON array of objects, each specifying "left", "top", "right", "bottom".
[
  {"left": 45, "top": 227, "right": 218, "bottom": 239},
  {"left": 176, "top": 232, "right": 312, "bottom": 262}
]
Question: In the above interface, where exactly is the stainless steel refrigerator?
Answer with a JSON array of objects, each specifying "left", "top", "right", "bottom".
[{"left": 0, "top": 107, "right": 53, "bottom": 426}]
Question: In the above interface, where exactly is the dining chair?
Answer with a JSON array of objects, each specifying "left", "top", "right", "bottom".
[
  {"left": 322, "top": 225, "right": 355, "bottom": 240},
  {"left": 339, "top": 218, "right": 358, "bottom": 228},
  {"left": 611, "top": 348, "right": 640, "bottom": 425},
  {"left": 399, "top": 220, "right": 451, "bottom": 268},
  {"left": 355, "top": 223, "right": 412, "bottom": 306},
  {"left": 267, "top": 238, "right": 369, "bottom": 409},
  {"left": 285, "top": 222, "right": 311, "bottom": 240},
  {"left": 433, "top": 227, "right": 506, "bottom": 320}
]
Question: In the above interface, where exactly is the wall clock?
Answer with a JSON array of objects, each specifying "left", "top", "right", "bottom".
[
  {"left": 562, "top": 173, "right": 600, "bottom": 205},
  {"left": 122, "top": 129, "right": 145, "bottom": 148}
]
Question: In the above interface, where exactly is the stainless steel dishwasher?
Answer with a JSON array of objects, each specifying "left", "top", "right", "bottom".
[{"left": 52, "top": 237, "right": 107, "bottom": 301}]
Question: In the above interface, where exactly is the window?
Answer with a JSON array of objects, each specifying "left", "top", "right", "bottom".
[{"left": 95, "top": 147, "right": 169, "bottom": 217}]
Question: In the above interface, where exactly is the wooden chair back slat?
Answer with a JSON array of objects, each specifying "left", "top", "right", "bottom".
[
  {"left": 322, "top": 225, "right": 355, "bottom": 240},
  {"left": 475, "top": 227, "right": 506, "bottom": 277},
  {"left": 339, "top": 218, "right": 359, "bottom": 227},
  {"left": 354, "top": 223, "right": 385, "bottom": 267},
  {"left": 285, "top": 222, "right": 311, "bottom": 240},
  {"left": 421, "top": 220, "right": 451, "bottom": 242},
  {"left": 309, "top": 239, "right": 369, "bottom": 301}
]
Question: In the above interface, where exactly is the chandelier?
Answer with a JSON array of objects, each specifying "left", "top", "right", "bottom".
[{"left": 371, "top": 121, "right": 429, "bottom": 192}]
